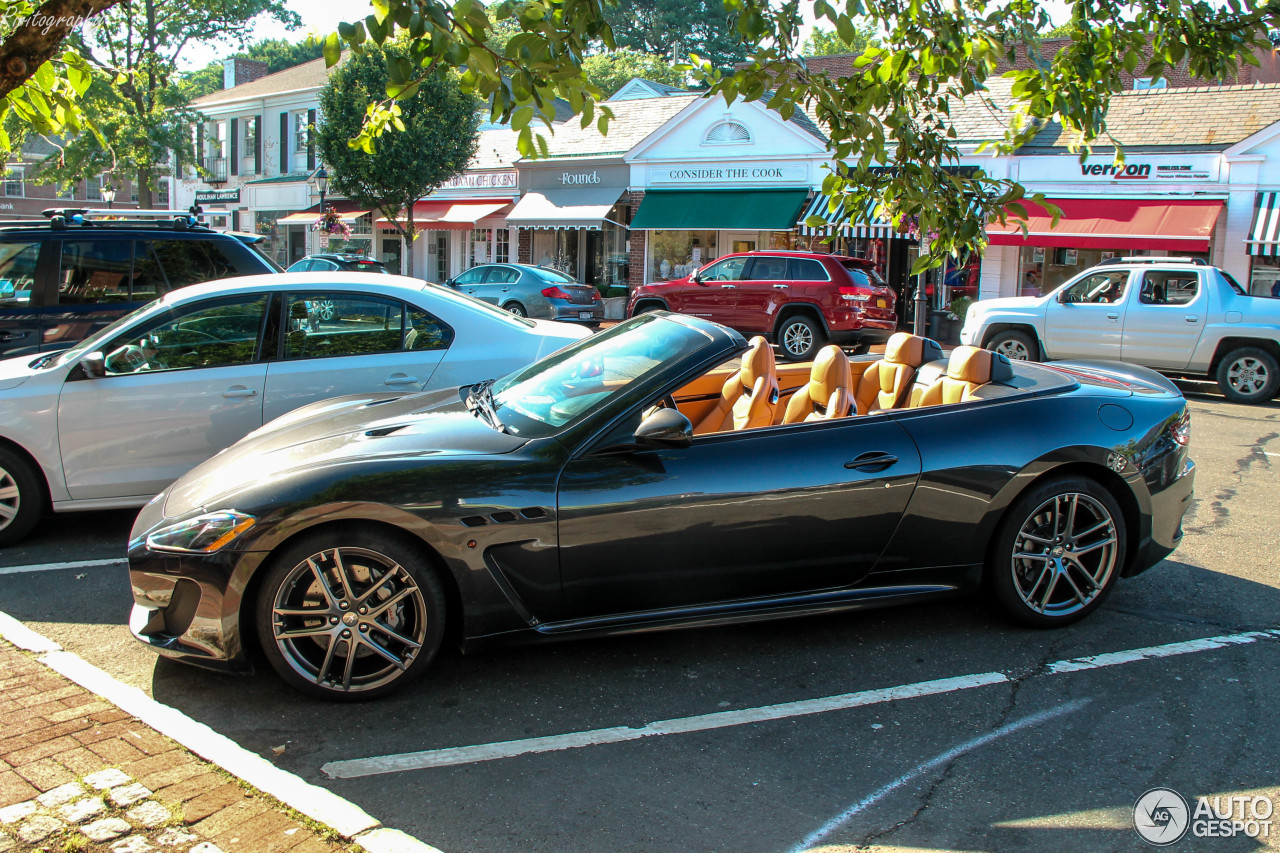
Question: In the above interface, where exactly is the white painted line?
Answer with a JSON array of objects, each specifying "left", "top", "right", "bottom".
[
  {"left": 322, "top": 672, "right": 1010, "bottom": 778},
  {"left": 1047, "top": 629, "right": 1280, "bottom": 673},
  {"left": 0, "top": 614, "right": 442, "bottom": 853},
  {"left": 786, "top": 699, "right": 1091, "bottom": 853},
  {"left": 325, "top": 627, "right": 1280, "bottom": 779},
  {"left": 0, "top": 558, "right": 124, "bottom": 576}
]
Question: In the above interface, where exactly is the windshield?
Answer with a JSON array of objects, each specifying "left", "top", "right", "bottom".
[
  {"left": 489, "top": 314, "right": 711, "bottom": 438},
  {"left": 47, "top": 300, "right": 161, "bottom": 368}
]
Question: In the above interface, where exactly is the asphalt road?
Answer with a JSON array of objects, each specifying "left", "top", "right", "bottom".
[{"left": 1, "top": 380, "right": 1277, "bottom": 853}]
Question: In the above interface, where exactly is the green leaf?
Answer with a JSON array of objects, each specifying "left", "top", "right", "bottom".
[
  {"left": 371, "top": 0, "right": 392, "bottom": 24},
  {"left": 323, "top": 32, "right": 342, "bottom": 66}
]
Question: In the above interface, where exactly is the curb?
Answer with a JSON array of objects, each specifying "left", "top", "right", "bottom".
[{"left": 0, "top": 610, "right": 443, "bottom": 853}]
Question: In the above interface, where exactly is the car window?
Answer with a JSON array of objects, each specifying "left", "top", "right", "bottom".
[
  {"left": 102, "top": 294, "right": 269, "bottom": 375},
  {"left": 700, "top": 257, "right": 749, "bottom": 282},
  {"left": 284, "top": 293, "right": 403, "bottom": 360},
  {"left": 1139, "top": 271, "right": 1199, "bottom": 306},
  {"left": 147, "top": 239, "right": 240, "bottom": 291},
  {"left": 0, "top": 240, "right": 39, "bottom": 306},
  {"left": 1061, "top": 271, "right": 1129, "bottom": 304},
  {"left": 351, "top": 260, "right": 385, "bottom": 273},
  {"left": 1220, "top": 270, "right": 1247, "bottom": 295},
  {"left": 531, "top": 267, "right": 577, "bottom": 284},
  {"left": 406, "top": 308, "right": 453, "bottom": 351},
  {"left": 840, "top": 260, "right": 886, "bottom": 286},
  {"left": 57, "top": 240, "right": 133, "bottom": 305},
  {"left": 789, "top": 258, "right": 829, "bottom": 281},
  {"left": 485, "top": 266, "right": 521, "bottom": 284},
  {"left": 315, "top": 259, "right": 339, "bottom": 271},
  {"left": 453, "top": 267, "right": 486, "bottom": 286},
  {"left": 291, "top": 259, "right": 314, "bottom": 272},
  {"left": 746, "top": 256, "right": 788, "bottom": 281}
]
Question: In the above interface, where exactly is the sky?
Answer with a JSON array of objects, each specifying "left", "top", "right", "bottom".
[{"left": 178, "top": 0, "right": 1076, "bottom": 71}]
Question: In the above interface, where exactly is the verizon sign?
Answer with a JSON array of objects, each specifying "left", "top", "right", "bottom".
[{"left": 1027, "top": 155, "right": 1221, "bottom": 184}]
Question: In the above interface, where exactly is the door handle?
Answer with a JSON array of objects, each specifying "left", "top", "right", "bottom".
[
  {"left": 384, "top": 374, "right": 419, "bottom": 386},
  {"left": 720, "top": 284, "right": 737, "bottom": 289},
  {"left": 1185, "top": 315, "right": 1199, "bottom": 324},
  {"left": 1106, "top": 312, "right": 1119, "bottom": 321},
  {"left": 222, "top": 387, "right": 258, "bottom": 398},
  {"left": 845, "top": 452, "right": 899, "bottom": 472},
  {"left": 773, "top": 284, "right": 789, "bottom": 290}
]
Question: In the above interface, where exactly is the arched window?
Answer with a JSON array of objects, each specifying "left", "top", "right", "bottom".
[{"left": 704, "top": 120, "right": 752, "bottom": 145}]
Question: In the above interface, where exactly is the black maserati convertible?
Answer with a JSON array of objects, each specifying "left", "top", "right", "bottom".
[{"left": 128, "top": 313, "right": 1195, "bottom": 699}]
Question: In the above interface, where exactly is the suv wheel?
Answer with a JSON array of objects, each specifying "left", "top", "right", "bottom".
[
  {"left": 1216, "top": 347, "right": 1279, "bottom": 404},
  {"left": 987, "top": 329, "right": 1038, "bottom": 361},
  {"left": 777, "top": 314, "right": 825, "bottom": 361}
]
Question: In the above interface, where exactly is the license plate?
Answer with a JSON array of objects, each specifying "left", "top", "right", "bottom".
[
  {"left": 578, "top": 311, "right": 594, "bottom": 320},
  {"left": 876, "top": 298, "right": 887, "bottom": 308}
]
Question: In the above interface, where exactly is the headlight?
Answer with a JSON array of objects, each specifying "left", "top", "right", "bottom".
[{"left": 146, "top": 511, "right": 256, "bottom": 555}]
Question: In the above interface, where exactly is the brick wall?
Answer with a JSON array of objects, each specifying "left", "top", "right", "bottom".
[
  {"left": 225, "top": 58, "right": 269, "bottom": 89},
  {"left": 517, "top": 228, "right": 531, "bottom": 264},
  {"left": 627, "top": 190, "right": 646, "bottom": 292}
]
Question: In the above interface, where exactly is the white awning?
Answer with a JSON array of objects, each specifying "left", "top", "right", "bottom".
[{"left": 506, "top": 187, "right": 626, "bottom": 230}]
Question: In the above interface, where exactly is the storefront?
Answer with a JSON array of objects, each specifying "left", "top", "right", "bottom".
[{"left": 509, "top": 161, "right": 630, "bottom": 291}]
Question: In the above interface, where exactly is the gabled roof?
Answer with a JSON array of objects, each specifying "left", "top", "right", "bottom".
[
  {"left": 469, "top": 128, "right": 523, "bottom": 170},
  {"left": 193, "top": 56, "right": 343, "bottom": 107},
  {"left": 518, "top": 94, "right": 700, "bottom": 159},
  {"left": 608, "top": 78, "right": 690, "bottom": 101}
]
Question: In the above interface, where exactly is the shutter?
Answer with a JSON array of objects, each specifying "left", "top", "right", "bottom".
[
  {"left": 254, "top": 116, "right": 262, "bottom": 174},
  {"left": 306, "top": 108, "right": 316, "bottom": 170},
  {"left": 196, "top": 123, "right": 205, "bottom": 171},
  {"left": 229, "top": 118, "right": 238, "bottom": 176},
  {"left": 280, "top": 112, "right": 289, "bottom": 173}
]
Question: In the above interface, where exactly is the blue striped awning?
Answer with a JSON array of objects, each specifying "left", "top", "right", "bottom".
[
  {"left": 1246, "top": 191, "right": 1280, "bottom": 256},
  {"left": 798, "top": 193, "right": 893, "bottom": 238}
]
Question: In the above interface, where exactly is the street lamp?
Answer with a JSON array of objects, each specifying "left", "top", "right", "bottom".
[
  {"left": 315, "top": 167, "right": 328, "bottom": 211},
  {"left": 101, "top": 184, "right": 116, "bottom": 210}
]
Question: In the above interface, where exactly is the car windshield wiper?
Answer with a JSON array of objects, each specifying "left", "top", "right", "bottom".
[{"left": 466, "top": 379, "right": 507, "bottom": 433}]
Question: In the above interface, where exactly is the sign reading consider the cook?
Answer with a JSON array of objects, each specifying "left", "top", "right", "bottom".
[{"left": 650, "top": 162, "right": 809, "bottom": 185}]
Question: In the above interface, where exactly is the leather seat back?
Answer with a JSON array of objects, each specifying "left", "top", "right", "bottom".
[
  {"left": 852, "top": 333, "right": 943, "bottom": 414},
  {"left": 782, "top": 345, "right": 852, "bottom": 424},
  {"left": 914, "top": 345, "right": 1013, "bottom": 407},
  {"left": 693, "top": 336, "right": 779, "bottom": 434}
]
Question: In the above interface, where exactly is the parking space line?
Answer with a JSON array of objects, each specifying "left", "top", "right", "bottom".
[
  {"left": 0, "top": 557, "right": 125, "bottom": 575},
  {"left": 323, "top": 627, "right": 1280, "bottom": 779},
  {"left": 322, "top": 672, "right": 1011, "bottom": 778},
  {"left": 786, "top": 698, "right": 1092, "bottom": 853}
]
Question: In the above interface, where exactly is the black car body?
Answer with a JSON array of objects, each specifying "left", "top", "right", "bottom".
[
  {"left": 0, "top": 215, "right": 277, "bottom": 358},
  {"left": 286, "top": 254, "right": 389, "bottom": 274},
  {"left": 128, "top": 313, "right": 1195, "bottom": 699}
]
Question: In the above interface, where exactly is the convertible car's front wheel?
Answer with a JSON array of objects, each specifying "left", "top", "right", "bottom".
[
  {"left": 256, "top": 529, "right": 445, "bottom": 700},
  {"left": 991, "top": 477, "right": 1126, "bottom": 627}
]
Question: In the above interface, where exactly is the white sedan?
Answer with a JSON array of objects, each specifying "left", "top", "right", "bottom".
[{"left": 0, "top": 272, "right": 590, "bottom": 545}]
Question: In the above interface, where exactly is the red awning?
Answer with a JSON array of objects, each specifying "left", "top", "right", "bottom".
[
  {"left": 375, "top": 198, "right": 512, "bottom": 230},
  {"left": 986, "top": 198, "right": 1223, "bottom": 251}
]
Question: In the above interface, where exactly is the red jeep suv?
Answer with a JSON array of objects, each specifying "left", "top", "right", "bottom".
[{"left": 626, "top": 251, "right": 897, "bottom": 360}]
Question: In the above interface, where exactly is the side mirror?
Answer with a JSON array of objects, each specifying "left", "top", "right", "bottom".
[
  {"left": 81, "top": 352, "right": 106, "bottom": 378},
  {"left": 1056, "top": 289, "right": 1070, "bottom": 304},
  {"left": 635, "top": 407, "right": 693, "bottom": 449}
]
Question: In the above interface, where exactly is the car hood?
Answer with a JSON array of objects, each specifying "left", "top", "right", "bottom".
[
  {"left": 163, "top": 386, "right": 527, "bottom": 517},
  {"left": 0, "top": 353, "right": 39, "bottom": 391},
  {"left": 973, "top": 296, "right": 1044, "bottom": 313}
]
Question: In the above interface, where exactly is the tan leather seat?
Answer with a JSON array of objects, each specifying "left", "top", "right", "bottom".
[
  {"left": 782, "top": 345, "right": 852, "bottom": 424},
  {"left": 913, "top": 345, "right": 1012, "bottom": 407},
  {"left": 693, "top": 336, "right": 779, "bottom": 434},
  {"left": 851, "top": 333, "right": 942, "bottom": 414}
]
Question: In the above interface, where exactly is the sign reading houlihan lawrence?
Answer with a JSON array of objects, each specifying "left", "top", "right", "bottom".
[{"left": 194, "top": 189, "right": 240, "bottom": 204}]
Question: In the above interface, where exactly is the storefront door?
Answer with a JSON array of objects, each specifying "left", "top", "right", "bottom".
[
  {"left": 380, "top": 238, "right": 403, "bottom": 276},
  {"left": 287, "top": 226, "right": 306, "bottom": 266}
]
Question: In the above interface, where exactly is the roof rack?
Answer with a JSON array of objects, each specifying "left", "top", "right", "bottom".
[
  {"left": 1095, "top": 255, "right": 1208, "bottom": 266},
  {"left": 18, "top": 207, "right": 215, "bottom": 233}
]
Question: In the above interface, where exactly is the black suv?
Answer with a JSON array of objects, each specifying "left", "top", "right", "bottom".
[
  {"left": 287, "top": 253, "right": 388, "bottom": 273},
  {"left": 0, "top": 210, "right": 279, "bottom": 359}
]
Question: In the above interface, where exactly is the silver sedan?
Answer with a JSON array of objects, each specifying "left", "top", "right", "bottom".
[{"left": 446, "top": 263, "right": 605, "bottom": 324}]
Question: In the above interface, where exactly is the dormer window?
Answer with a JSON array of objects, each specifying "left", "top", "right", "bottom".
[{"left": 704, "top": 120, "right": 751, "bottom": 145}]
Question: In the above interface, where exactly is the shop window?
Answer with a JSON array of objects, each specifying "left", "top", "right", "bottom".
[
  {"left": 704, "top": 121, "right": 751, "bottom": 145},
  {"left": 649, "top": 230, "right": 718, "bottom": 282},
  {"left": 1249, "top": 256, "right": 1280, "bottom": 297},
  {"left": 494, "top": 228, "right": 510, "bottom": 263}
]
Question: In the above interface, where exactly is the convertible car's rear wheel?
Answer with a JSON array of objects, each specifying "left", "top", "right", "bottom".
[
  {"left": 991, "top": 477, "right": 1125, "bottom": 627},
  {"left": 256, "top": 529, "right": 445, "bottom": 700}
]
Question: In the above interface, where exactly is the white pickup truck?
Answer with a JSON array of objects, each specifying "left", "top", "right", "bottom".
[{"left": 960, "top": 258, "right": 1280, "bottom": 403}]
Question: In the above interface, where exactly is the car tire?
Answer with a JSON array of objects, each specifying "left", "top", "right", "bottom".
[
  {"left": 0, "top": 447, "right": 44, "bottom": 547},
  {"left": 255, "top": 527, "right": 446, "bottom": 700},
  {"left": 777, "top": 314, "right": 825, "bottom": 361},
  {"left": 990, "top": 476, "right": 1126, "bottom": 628},
  {"left": 987, "top": 329, "right": 1038, "bottom": 362},
  {"left": 505, "top": 302, "right": 528, "bottom": 318},
  {"left": 633, "top": 302, "right": 665, "bottom": 317},
  {"left": 313, "top": 300, "right": 337, "bottom": 322},
  {"left": 1215, "top": 347, "right": 1279, "bottom": 404}
]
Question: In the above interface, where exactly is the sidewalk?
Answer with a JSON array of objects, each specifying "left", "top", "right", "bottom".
[{"left": 0, "top": 637, "right": 362, "bottom": 853}]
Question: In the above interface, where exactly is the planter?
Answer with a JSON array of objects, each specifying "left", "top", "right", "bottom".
[
  {"left": 927, "top": 310, "right": 962, "bottom": 345},
  {"left": 602, "top": 296, "right": 628, "bottom": 321}
]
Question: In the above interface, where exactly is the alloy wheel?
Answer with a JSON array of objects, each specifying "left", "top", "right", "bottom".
[
  {"left": 782, "top": 321, "right": 813, "bottom": 357},
  {"left": 1009, "top": 492, "right": 1118, "bottom": 619},
  {"left": 995, "top": 339, "right": 1031, "bottom": 361},
  {"left": 1226, "top": 356, "right": 1270, "bottom": 397},
  {"left": 315, "top": 300, "right": 336, "bottom": 321},
  {"left": 0, "top": 467, "right": 20, "bottom": 532},
  {"left": 269, "top": 547, "right": 429, "bottom": 693}
]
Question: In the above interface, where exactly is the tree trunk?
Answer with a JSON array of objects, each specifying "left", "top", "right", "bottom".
[
  {"left": 135, "top": 170, "right": 153, "bottom": 210},
  {"left": 0, "top": 0, "right": 126, "bottom": 102}
]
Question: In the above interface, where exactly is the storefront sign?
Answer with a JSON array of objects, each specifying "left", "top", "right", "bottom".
[
  {"left": 195, "top": 188, "right": 241, "bottom": 203},
  {"left": 438, "top": 171, "right": 517, "bottom": 191},
  {"left": 521, "top": 163, "right": 630, "bottom": 191},
  {"left": 651, "top": 163, "right": 808, "bottom": 185},
  {"left": 1025, "top": 155, "right": 1221, "bottom": 184},
  {"left": 560, "top": 170, "right": 602, "bottom": 185}
]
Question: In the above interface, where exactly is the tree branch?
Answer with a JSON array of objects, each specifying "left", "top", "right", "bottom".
[{"left": 0, "top": 0, "right": 125, "bottom": 101}]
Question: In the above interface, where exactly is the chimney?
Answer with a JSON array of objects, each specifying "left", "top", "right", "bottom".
[{"left": 222, "top": 57, "right": 269, "bottom": 89}]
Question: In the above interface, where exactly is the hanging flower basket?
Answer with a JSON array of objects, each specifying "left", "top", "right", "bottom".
[{"left": 313, "top": 205, "right": 352, "bottom": 239}]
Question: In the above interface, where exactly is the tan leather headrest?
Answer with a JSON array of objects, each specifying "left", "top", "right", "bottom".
[
  {"left": 947, "top": 345, "right": 994, "bottom": 384},
  {"left": 741, "top": 336, "right": 775, "bottom": 387},
  {"left": 884, "top": 332, "right": 925, "bottom": 366},
  {"left": 808, "top": 345, "right": 850, "bottom": 402}
]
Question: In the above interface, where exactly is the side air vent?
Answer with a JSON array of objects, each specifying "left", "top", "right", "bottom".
[
  {"left": 490, "top": 511, "right": 518, "bottom": 523},
  {"left": 365, "top": 424, "right": 409, "bottom": 437},
  {"left": 520, "top": 507, "right": 547, "bottom": 519},
  {"left": 460, "top": 516, "right": 488, "bottom": 527}
]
